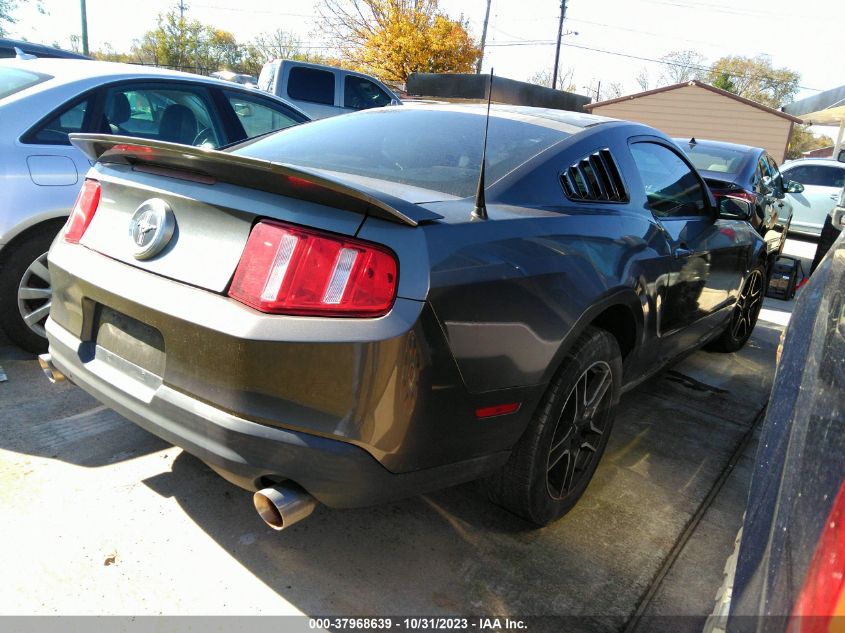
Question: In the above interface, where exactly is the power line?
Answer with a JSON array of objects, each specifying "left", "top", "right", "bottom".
[
  {"left": 189, "top": 3, "right": 315, "bottom": 17},
  {"left": 485, "top": 39, "right": 821, "bottom": 92}
]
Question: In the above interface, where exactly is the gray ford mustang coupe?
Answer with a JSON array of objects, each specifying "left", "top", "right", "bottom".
[{"left": 41, "top": 105, "right": 766, "bottom": 528}]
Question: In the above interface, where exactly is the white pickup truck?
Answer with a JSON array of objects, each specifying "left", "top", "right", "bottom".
[{"left": 257, "top": 59, "right": 400, "bottom": 119}]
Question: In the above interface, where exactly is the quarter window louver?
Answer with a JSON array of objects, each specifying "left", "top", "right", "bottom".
[{"left": 560, "top": 149, "right": 628, "bottom": 203}]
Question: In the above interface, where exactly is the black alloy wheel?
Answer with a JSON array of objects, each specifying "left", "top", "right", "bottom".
[
  {"left": 484, "top": 326, "right": 622, "bottom": 526},
  {"left": 711, "top": 265, "right": 765, "bottom": 353},
  {"left": 546, "top": 361, "right": 613, "bottom": 500}
]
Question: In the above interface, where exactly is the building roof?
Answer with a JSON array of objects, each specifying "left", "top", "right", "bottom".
[
  {"left": 584, "top": 80, "right": 803, "bottom": 124},
  {"left": 783, "top": 85, "right": 845, "bottom": 126}
]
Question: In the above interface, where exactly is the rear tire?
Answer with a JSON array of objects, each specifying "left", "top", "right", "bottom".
[
  {"left": 483, "top": 327, "right": 622, "bottom": 526},
  {"left": 710, "top": 265, "right": 765, "bottom": 353},
  {"left": 0, "top": 227, "right": 61, "bottom": 353}
]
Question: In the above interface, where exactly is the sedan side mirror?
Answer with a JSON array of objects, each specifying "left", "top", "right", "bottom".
[
  {"left": 786, "top": 180, "right": 805, "bottom": 194},
  {"left": 719, "top": 197, "right": 753, "bottom": 220}
]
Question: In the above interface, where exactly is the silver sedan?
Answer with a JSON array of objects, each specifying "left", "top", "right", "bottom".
[{"left": 0, "top": 56, "right": 308, "bottom": 351}]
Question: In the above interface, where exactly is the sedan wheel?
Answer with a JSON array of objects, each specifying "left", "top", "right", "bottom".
[
  {"left": 484, "top": 326, "right": 622, "bottom": 526},
  {"left": 0, "top": 225, "right": 62, "bottom": 353},
  {"left": 17, "top": 252, "right": 52, "bottom": 338}
]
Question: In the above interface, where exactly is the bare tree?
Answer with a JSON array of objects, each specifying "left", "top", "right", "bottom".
[
  {"left": 527, "top": 66, "right": 575, "bottom": 92},
  {"left": 250, "top": 29, "right": 303, "bottom": 62},
  {"left": 635, "top": 67, "right": 650, "bottom": 92},
  {"left": 657, "top": 49, "right": 706, "bottom": 86},
  {"left": 316, "top": 0, "right": 438, "bottom": 63},
  {"left": 604, "top": 81, "right": 624, "bottom": 99}
]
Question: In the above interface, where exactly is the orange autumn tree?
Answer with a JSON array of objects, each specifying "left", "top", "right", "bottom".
[{"left": 317, "top": 0, "right": 480, "bottom": 84}]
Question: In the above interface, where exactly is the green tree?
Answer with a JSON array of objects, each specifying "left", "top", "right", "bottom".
[
  {"left": 711, "top": 71, "right": 735, "bottom": 93},
  {"left": 1, "top": 0, "right": 41, "bottom": 37},
  {"left": 317, "top": 0, "right": 480, "bottom": 83},
  {"left": 787, "top": 126, "right": 834, "bottom": 160},
  {"left": 131, "top": 11, "right": 207, "bottom": 71},
  {"left": 89, "top": 42, "right": 133, "bottom": 63},
  {"left": 129, "top": 12, "right": 249, "bottom": 74},
  {"left": 705, "top": 55, "right": 799, "bottom": 109}
]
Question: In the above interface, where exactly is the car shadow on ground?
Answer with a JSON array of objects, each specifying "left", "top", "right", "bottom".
[
  {"left": 132, "top": 322, "right": 782, "bottom": 627},
  {"left": 0, "top": 340, "right": 168, "bottom": 466}
]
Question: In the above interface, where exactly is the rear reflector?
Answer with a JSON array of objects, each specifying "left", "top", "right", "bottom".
[
  {"left": 64, "top": 179, "right": 101, "bottom": 243},
  {"left": 229, "top": 220, "right": 398, "bottom": 317},
  {"left": 475, "top": 403, "right": 521, "bottom": 419}
]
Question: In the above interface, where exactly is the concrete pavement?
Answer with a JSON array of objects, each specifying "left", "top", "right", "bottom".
[{"left": 0, "top": 239, "right": 812, "bottom": 628}]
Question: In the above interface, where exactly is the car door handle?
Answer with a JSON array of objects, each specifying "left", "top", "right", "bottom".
[{"left": 674, "top": 247, "right": 693, "bottom": 259}]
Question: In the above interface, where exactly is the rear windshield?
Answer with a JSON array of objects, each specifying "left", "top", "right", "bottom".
[
  {"left": 0, "top": 66, "right": 50, "bottom": 100},
  {"left": 234, "top": 108, "right": 570, "bottom": 198},
  {"left": 679, "top": 143, "right": 748, "bottom": 175}
]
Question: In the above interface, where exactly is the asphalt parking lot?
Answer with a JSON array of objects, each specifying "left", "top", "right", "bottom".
[{"left": 0, "top": 238, "right": 816, "bottom": 630}]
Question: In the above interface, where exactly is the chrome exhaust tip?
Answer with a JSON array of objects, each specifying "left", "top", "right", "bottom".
[
  {"left": 37, "top": 354, "right": 65, "bottom": 383},
  {"left": 253, "top": 483, "right": 317, "bottom": 530}
]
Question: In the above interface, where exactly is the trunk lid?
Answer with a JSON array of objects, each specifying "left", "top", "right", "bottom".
[{"left": 70, "top": 134, "right": 439, "bottom": 293}]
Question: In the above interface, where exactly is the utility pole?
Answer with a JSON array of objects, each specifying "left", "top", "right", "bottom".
[
  {"left": 178, "top": 0, "right": 188, "bottom": 19},
  {"left": 551, "top": 0, "right": 567, "bottom": 90},
  {"left": 79, "top": 0, "right": 89, "bottom": 56},
  {"left": 476, "top": 0, "right": 492, "bottom": 74}
]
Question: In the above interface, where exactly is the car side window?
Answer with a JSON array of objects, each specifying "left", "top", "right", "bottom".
[
  {"left": 630, "top": 142, "right": 707, "bottom": 218},
  {"left": 287, "top": 67, "right": 335, "bottom": 105},
  {"left": 25, "top": 97, "right": 92, "bottom": 145},
  {"left": 101, "top": 84, "right": 223, "bottom": 148},
  {"left": 223, "top": 90, "right": 303, "bottom": 140},
  {"left": 763, "top": 155, "right": 784, "bottom": 193},
  {"left": 344, "top": 75, "right": 391, "bottom": 110},
  {"left": 785, "top": 165, "right": 845, "bottom": 189}
]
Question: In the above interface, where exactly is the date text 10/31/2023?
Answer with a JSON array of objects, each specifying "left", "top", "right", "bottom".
[{"left": 308, "top": 617, "right": 528, "bottom": 630}]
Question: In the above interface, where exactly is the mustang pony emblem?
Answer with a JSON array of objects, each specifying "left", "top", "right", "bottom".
[{"left": 128, "top": 199, "right": 175, "bottom": 260}]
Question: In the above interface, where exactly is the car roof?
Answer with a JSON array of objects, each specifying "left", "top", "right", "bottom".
[
  {"left": 0, "top": 57, "right": 245, "bottom": 86},
  {"left": 401, "top": 103, "right": 616, "bottom": 133},
  {"left": 782, "top": 158, "right": 845, "bottom": 168},
  {"left": 0, "top": 37, "right": 89, "bottom": 59},
  {"left": 672, "top": 137, "right": 762, "bottom": 154}
]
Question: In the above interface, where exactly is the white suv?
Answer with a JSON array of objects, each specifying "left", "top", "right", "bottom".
[{"left": 781, "top": 158, "right": 845, "bottom": 236}]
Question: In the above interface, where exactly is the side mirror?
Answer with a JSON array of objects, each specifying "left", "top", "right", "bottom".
[
  {"left": 719, "top": 197, "right": 753, "bottom": 220},
  {"left": 786, "top": 180, "right": 804, "bottom": 194},
  {"left": 390, "top": 97, "right": 402, "bottom": 106}
]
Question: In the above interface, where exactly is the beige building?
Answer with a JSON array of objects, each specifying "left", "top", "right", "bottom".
[{"left": 584, "top": 80, "right": 802, "bottom": 162}]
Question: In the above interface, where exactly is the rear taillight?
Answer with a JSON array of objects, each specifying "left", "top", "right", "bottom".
[
  {"left": 712, "top": 189, "right": 756, "bottom": 205},
  {"left": 64, "top": 179, "right": 101, "bottom": 243},
  {"left": 229, "top": 220, "right": 398, "bottom": 317},
  {"left": 789, "top": 477, "right": 845, "bottom": 630}
]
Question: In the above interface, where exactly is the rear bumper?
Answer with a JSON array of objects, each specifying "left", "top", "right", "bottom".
[
  {"left": 47, "top": 319, "right": 508, "bottom": 507},
  {"left": 45, "top": 240, "right": 532, "bottom": 505}
]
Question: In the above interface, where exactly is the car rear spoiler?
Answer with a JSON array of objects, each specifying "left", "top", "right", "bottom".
[{"left": 69, "top": 134, "right": 442, "bottom": 227}]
